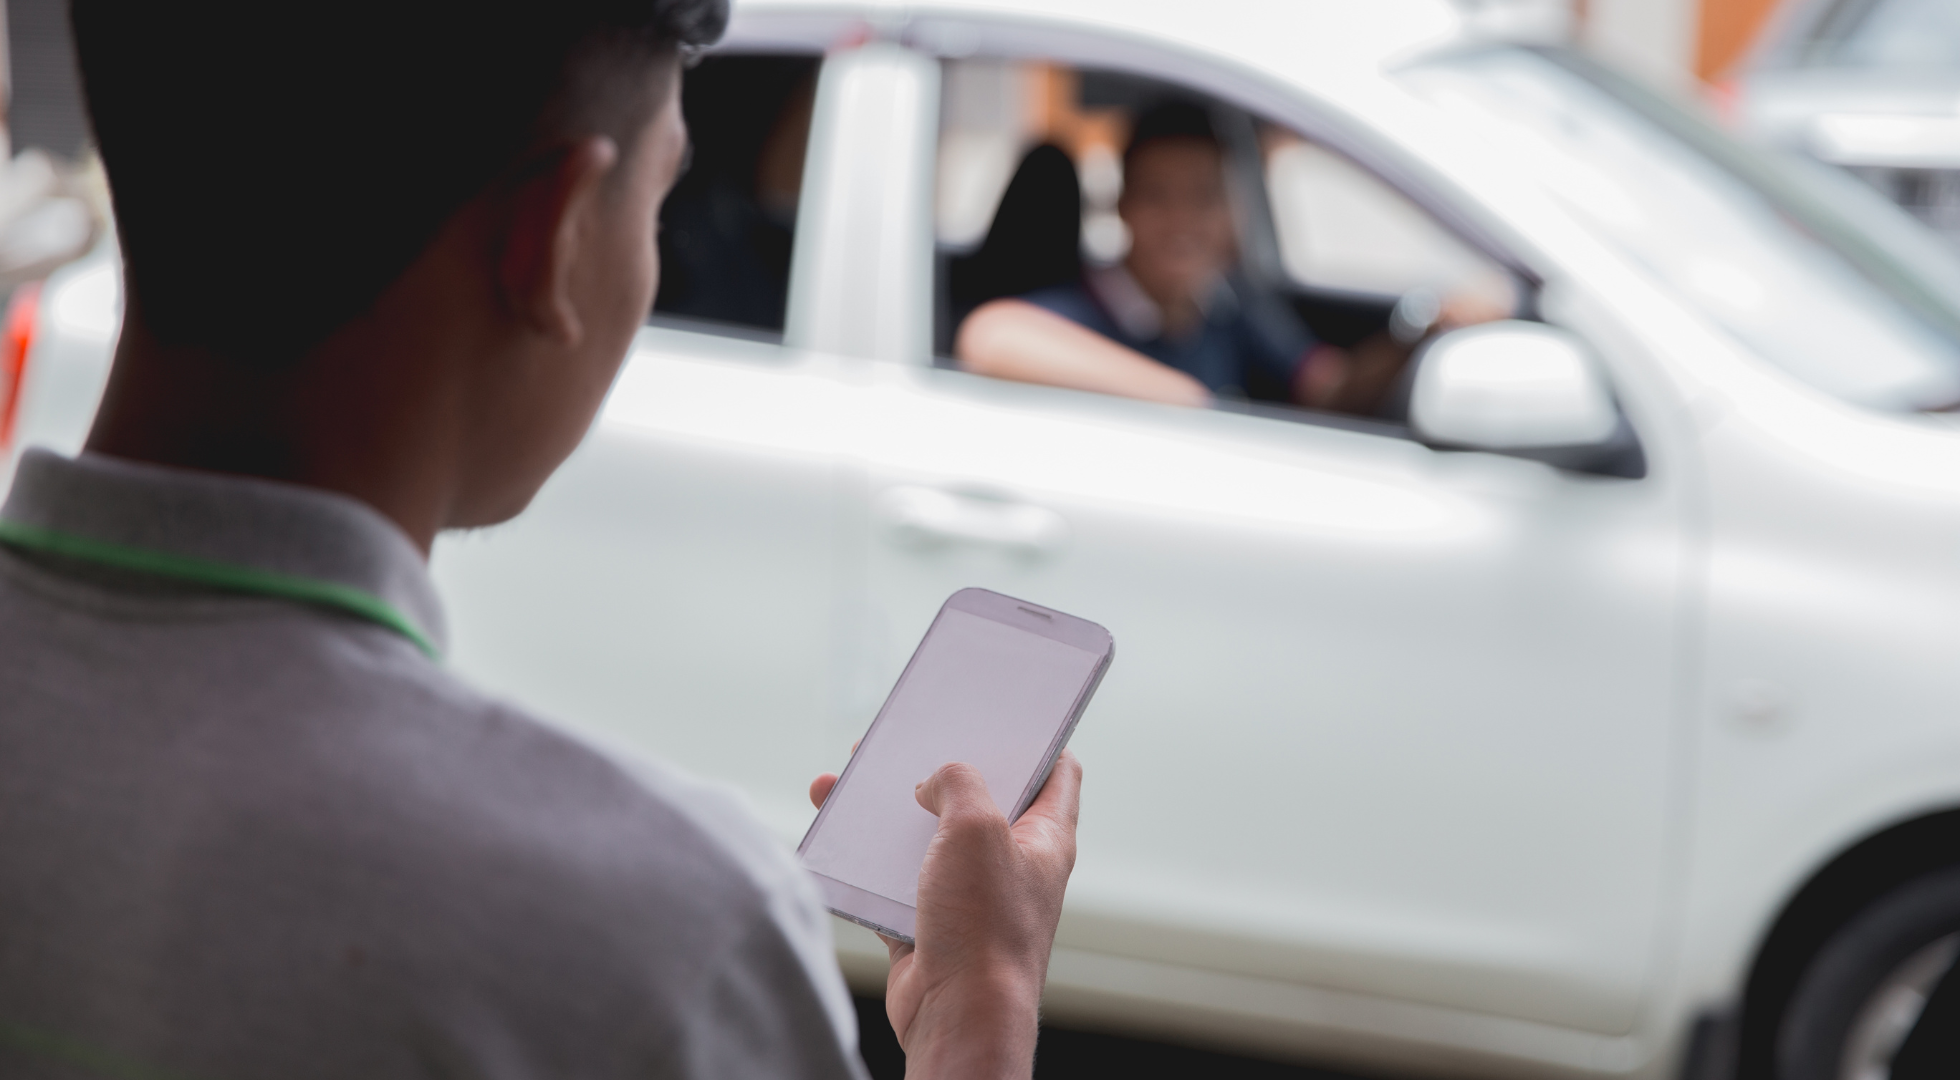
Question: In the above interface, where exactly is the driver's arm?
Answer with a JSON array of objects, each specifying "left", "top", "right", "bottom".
[{"left": 955, "top": 299, "right": 1212, "bottom": 408}]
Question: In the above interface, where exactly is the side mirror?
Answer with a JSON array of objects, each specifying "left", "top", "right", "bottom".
[{"left": 1410, "top": 321, "right": 1620, "bottom": 452}]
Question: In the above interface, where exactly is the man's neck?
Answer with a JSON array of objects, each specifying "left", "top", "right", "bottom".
[{"left": 84, "top": 307, "right": 471, "bottom": 557}]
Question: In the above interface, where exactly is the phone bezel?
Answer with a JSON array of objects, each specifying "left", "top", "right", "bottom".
[
  {"left": 942, "top": 586, "right": 1112, "bottom": 655},
  {"left": 798, "top": 587, "right": 1113, "bottom": 944}
]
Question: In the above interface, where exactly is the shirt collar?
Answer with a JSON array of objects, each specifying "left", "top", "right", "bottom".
[
  {"left": 0, "top": 448, "right": 446, "bottom": 653},
  {"left": 1085, "top": 264, "right": 1165, "bottom": 341}
]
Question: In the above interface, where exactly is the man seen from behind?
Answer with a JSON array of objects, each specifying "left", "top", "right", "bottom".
[{"left": 0, "top": 2, "right": 1082, "bottom": 1077}]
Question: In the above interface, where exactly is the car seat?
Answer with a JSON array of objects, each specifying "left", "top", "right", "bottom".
[{"left": 940, "top": 143, "right": 1084, "bottom": 354}]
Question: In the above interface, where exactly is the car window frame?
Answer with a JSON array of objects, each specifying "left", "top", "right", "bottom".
[
  {"left": 894, "top": 13, "right": 1542, "bottom": 294},
  {"left": 718, "top": 10, "right": 1549, "bottom": 346}
]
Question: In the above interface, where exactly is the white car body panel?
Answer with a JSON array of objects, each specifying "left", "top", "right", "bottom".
[
  {"left": 14, "top": 2, "right": 1960, "bottom": 1077},
  {"left": 436, "top": 332, "right": 858, "bottom": 840},
  {"left": 848, "top": 358, "right": 1685, "bottom": 1039}
]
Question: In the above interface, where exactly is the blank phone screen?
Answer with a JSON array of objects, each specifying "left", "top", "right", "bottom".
[{"left": 802, "top": 607, "right": 1103, "bottom": 907}]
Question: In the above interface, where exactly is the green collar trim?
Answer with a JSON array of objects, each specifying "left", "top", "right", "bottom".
[
  {"left": 0, "top": 1016, "right": 209, "bottom": 1080},
  {"left": 0, "top": 519, "right": 440, "bottom": 661}
]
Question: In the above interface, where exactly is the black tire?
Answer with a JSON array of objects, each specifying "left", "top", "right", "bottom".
[{"left": 1776, "top": 867, "right": 1960, "bottom": 1080}]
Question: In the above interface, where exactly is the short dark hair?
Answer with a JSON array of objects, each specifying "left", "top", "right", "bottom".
[
  {"left": 71, "top": 0, "right": 728, "bottom": 363},
  {"left": 1122, "top": 100, "right": 1219, "bottom": 174}
]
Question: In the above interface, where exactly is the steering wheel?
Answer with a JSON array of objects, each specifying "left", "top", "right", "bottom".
[{"left": 1387, "top": 287, "right": 1445, "bottom": 346}]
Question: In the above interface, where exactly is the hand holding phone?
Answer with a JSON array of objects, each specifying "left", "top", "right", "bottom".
[
  {"left": 800, "top": 588, "right": 1111, "bottom": 941},
  {"left": 866, "top": 749, "right": 1084, "bottom": 1074},
  {"left": 802, "top": 588, "right": 1110, "bottom": 1072}
]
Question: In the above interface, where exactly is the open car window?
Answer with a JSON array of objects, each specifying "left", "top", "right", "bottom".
[
  {"left": 1263, "top": 130, "right": 1515, "bottom": 311},
  {"left": 650, "top": 52, "right": 819, "bottom": 342},
  {"left": 932, "top": 57, "right": 1525, "bottom": 428}
]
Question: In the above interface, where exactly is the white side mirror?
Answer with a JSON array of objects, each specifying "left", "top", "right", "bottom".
[{"left": 1410, "top": 321, "right": 1619, "bottom": 451}]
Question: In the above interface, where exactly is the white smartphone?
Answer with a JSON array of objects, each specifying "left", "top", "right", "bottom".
[{"left": 798, "top": 587, "right": 1114, "bottom": 943}]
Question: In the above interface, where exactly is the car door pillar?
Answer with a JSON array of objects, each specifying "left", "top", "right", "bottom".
[{"left": 784, "top": 41, "right": 939, "bottom": 364}]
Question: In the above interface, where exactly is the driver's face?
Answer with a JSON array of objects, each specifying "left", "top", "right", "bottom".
[{"left": 1118, "top": 137, "right": 1234, "bottom": 308}]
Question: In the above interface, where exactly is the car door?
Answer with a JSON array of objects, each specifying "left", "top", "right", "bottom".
[
  {"left": 430, "top": 44, "right": 877, "bottom": 842},
  {"left": 845, "top": 36, "right": 1689, "bottom": 1038}
]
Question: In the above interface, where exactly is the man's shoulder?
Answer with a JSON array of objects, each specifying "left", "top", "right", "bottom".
[
  {"left": 315, "top": 653, "right": 801, "bottom": 931},
  {"left": 0, "top": 552, "right": 798, "bottom": 935},
  {"left": 231, "top": 642, "right": 843, "bottom": 1043},
  {"left": 0, "top": 565, "right": 856, "bottom": 1072},
  {"left": 334, "top": 669, "right": 854, "bottom": 1058}
]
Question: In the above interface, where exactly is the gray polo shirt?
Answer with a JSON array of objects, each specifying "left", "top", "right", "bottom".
[{"left": 0, "top": 449, "right": 867, "bottom": 1080}]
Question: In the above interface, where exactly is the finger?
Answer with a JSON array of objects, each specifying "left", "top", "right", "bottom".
[
  {"left": 808, "top": 739, "right": 861, "bottom": 811},
  {"left": 809, "top": 772, "right": 838, "bottom": 809},
  {"left": 914, "top": 761, "right": 1005, "bottom": 825},
  {"left": 1440, "top": 294, "right": 1505, "bottom": 329},
  {"left": 1015, "top": 749, "right": 1082, "bottom": 834}
]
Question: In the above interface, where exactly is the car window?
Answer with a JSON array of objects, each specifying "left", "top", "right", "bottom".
[
  {"left": 934, "top": 59, "right": 1131, "bottom": 339},
  {"left": 1262, "top": 129, "right": 1510, "bottom": 305},
  {"left": 1404, "top": 46, "right": 1960, "bottom": 412},
  {"left": 932, "top": 58, "right": 1522, "bottom": 427},
  {"left": 651, "top": 53, "right": 819, "bottom": 341},
  {"left": 1804, "top": 0, "right": 1960, "bottom": 70}
]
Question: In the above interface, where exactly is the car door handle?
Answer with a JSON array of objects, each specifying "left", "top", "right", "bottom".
[{"left": 877, "top": 486, "right": 1068, "bottom": 555}]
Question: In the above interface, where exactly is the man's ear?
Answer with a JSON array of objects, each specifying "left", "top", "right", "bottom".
[{"left": 497, "top": 135, "right": 620, "bottom": 345}]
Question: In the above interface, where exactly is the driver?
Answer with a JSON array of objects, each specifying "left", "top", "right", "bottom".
[{"left": 955, "top": 101, "right": 1492, "bottom": 416}]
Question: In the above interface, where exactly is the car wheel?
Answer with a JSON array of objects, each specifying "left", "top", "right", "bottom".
[{"left": 1776, "top": 868, "right": 1960, "bottom": 1080}]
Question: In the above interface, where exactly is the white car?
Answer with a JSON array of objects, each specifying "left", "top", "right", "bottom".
[{"left": 12, "top": 3, "right": 1960, "bottom": 1078}]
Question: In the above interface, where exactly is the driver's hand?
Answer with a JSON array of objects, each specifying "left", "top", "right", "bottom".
[
  {"left": 1438, "top": 290, "right": 1510, "bottom": 331},
  {"left": 808, "top": 751, "right": 1083, "bottom": 1078}
]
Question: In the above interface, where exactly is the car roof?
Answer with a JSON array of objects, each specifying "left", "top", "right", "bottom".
[{"left": 726, "top": 0, "right": 1471, "bottom": 97}]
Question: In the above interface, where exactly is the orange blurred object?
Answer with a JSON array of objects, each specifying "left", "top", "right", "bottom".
[
  {"left": 0, "top": 281, "right": 44, "bottom": 451},
  {"left": 1026, "top": 63, "right": 1127, "bottom": 164},
  {"left": 1698, "top": 0, "right": 1787, "bottom": 82}
]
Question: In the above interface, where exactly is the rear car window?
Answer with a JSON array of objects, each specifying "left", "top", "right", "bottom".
[{"left": 652, "top": 53, "right": 819, "bottom": 340}]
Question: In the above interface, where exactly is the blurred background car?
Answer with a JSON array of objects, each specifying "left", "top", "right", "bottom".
[
  {"left": 0, "top": 0, "right": 111, "bottom": 453},
  {"left": 15, "top": 1, "right": 1960, "bottom": 1079},
  {"left": 1735, "top": 0, "right": 1960, "bottom": 245}
]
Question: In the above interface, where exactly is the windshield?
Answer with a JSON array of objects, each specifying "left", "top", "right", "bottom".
[{"left": 1400, "top": 46, "right": 1960, "bottom": 412}]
